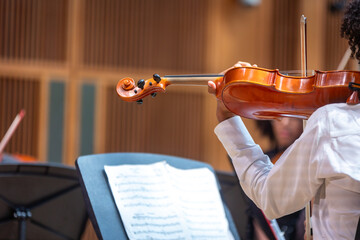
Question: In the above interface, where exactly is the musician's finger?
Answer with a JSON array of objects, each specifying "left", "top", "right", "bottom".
[
  {"left": 208, "top": 81, "right": 216, "bottom": 95},
  {"left": 234, "top": 61, "right": 252, "bottom": 67}
]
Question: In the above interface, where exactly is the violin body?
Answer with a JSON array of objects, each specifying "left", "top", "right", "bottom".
[
  {"left": 220, "top": 67, "right": 360, "bottom": 119},
  {"left": 116, "top": 66, "right": 360, "bottom": 120}
]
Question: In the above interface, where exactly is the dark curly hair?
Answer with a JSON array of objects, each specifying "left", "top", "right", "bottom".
[{"left": 341, "top": 0, "right": 360, "bottom": 62}]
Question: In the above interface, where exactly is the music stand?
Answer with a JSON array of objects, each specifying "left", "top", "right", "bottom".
[
  {"left": 0, "top": 163, "right": 88, "bottom": 240},
  {"left": 216, "top": 171, "right": 249, "bottom": 240},
  {"left": 76, "top": 152, "right": 240, "bottom": 240}
]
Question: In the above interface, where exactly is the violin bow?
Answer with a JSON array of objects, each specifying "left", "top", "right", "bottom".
[
  {"left": 336, "top": 47, "right": 351, "bottom": 70},
  {"left": 0, "top": 110, "right": 26, "bottom": 159},
  {"left": 300, "top": 15, "right": 308, "bottom": 77},
  {"left": 300, "top": 14, "right": 313, "bottom": 240},
  {"left": 337, "top": 47, "right": 352, "bottom": 70}
]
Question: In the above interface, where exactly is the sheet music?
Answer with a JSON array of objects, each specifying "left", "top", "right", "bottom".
[{"left": 104, "top": 161, "right": 234, "bottom": 240}]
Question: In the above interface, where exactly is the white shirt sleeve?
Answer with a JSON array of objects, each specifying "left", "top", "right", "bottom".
[{"left": 214, "top": 115, "right": 324, "bottom": 219}]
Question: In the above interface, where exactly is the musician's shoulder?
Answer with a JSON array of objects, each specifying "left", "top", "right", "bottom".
[
  {"left": 312, "top": 103, "right": 360, "bottom": 118},
  {"left": 311, "top": 103, "right": 360, "bottom": 136}
]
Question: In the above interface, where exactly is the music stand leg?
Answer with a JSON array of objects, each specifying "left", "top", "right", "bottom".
[
  {"left": 14, "top": 208, "right": 31, "bottom": 240},
  {"left": 18, "top": 219, "right": 26, "bottom": 240}
]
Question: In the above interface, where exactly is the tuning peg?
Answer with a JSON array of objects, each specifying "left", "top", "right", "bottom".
[
  {"left": 137, "top": 79, "right": 145, "bottom": 89},
  {"left": 136, "top": 99, "right": 143, "bottom": 104},
  {"left": 151, "top": 93, "right": 157, "bottom": 98},
  {"left": 153, "top": 74, "right": 161, "bottom": 83}
]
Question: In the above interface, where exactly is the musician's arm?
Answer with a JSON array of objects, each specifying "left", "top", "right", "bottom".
[{"left": 214, "top": 114, "right": 324, "bottom": 219}]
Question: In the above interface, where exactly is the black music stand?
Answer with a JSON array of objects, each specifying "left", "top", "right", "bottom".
[
  {"left": 76, "top": 152, "right": 240, "bottom": 240},
  {"left": 0, "top": 163, "right": 88, "bottom": 240},
  {"left": 216, "top": 171, "right": 249, "bottom": 240}
]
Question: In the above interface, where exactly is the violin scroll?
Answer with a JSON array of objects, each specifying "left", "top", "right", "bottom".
[
  {"left": 116, "top": 74, "right": 167, "bottom": 103},
  {"left": 118, "top": 77, "right": 136, "bottom": 90}
]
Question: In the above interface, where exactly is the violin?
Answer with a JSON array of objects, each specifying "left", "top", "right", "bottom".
[{"left": 116, "top": 66, "right": 360, "bottom": 120}]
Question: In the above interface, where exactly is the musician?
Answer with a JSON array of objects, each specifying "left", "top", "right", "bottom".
[
  {"left": 208, "top": 1, "right": 360, "bottom": 239},
  {"left": 244, "top": 118, "right": 305, "bottom": 240},
  {"left": 256, "top": 118, "right": 303, "bottom": 164}
]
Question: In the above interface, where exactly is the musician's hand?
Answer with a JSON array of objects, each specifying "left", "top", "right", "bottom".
[
  {"left": 208, "top": 61, "right": 257, "bottom": 122},
  {"left": 208, "top": 81, "right": 235, "bottom": 122},
  {"left": 219, "top": 61, "right": 256, "bottom": 74}
]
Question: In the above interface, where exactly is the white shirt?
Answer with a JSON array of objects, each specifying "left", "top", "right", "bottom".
[{"left": 214, "top": 103, "right": 360, "bottom": 240}]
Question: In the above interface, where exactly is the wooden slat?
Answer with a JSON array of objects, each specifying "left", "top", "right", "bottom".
[
  {"left": 271, "top": 0, "right": 300, "bottom": 70},
  {"left": 324, "top": 0, "right": 349, "bottom": 70},
  {"left": 83, "top": 0, "right": 208, "bottom": 72},
  {"left": 104, "top": 85, "right": 204, "bottom": 161},
  {"left": 0, "top": 0, "right": 68, "bottom": 63}
]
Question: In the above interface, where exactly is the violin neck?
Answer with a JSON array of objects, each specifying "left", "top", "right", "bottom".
[{"left": 164, "top": 74, "right": 223, "bottom": 86}]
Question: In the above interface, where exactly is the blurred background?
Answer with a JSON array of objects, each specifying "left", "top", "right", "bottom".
[{"left": 0, "top": 0, "right": 358, "bottom": 171}]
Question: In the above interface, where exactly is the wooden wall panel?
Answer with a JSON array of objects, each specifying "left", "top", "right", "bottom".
[
  {"left": 0, "top": 76, "right": 40, "bottom": 158},
  {"left": 271, "top": 0, "right": 301, "bottom": 70},
  {"left": 83, "top": 0, "right": 209, "bottom": 72},
  {"left": 324, "top": 0, "right": 349, "bottom": 70},
  {"left": 0, "top": 0, "right": 68, "bottom": 63},
  {"left": 104, "top": 86, "right": 205, "bottom": 161}
]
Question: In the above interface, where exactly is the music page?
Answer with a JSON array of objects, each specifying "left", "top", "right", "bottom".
[{"left": 104, "top": 161, "right": 234, "bottom": 240}]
